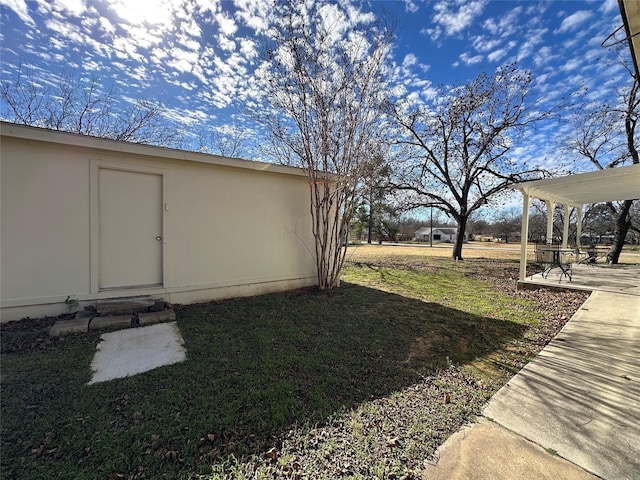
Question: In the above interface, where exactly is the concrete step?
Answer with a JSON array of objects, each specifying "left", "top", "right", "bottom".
[
  {"left": 90, "top": 315, "right": 133, "bottom": 331},
  {"left": 49, "top": 317, "right": 90, "bottom": 336},
  {"left": 96, "top": 296, "right": 156, "bottom": 315},
  {"left": 138, "top": 309, "right": 176, "bottom": 326}
]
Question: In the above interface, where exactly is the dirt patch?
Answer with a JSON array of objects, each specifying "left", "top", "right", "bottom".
[
  {"left": 401, "top": 334, "right": 447, "bottom": 367},
  {"left": 0, "top": 315, "right": 67, "bottom": 354}
]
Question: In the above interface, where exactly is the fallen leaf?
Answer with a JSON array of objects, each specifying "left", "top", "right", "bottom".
[
  {"left": 444, "top": 393, "right": 451, "bottom": 404},
  {"left": 165, "top": 450, "right": 178, "bottom": 461},
  {"left": 387, "top": 436, "right": 400, "bottom": 447},
  {"left": 266, "top": 447, "right": 278, "bottom": 460},
  {"left": 207, "top": 433, "right": 215, "bottom": 442}
]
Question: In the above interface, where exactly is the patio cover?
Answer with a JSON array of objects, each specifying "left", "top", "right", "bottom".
[
  {"left": 511, "top": 163, "right": 640, "bottom": 281},
  {"left": 513, "top": 164, "right": 640, "bottom": 207}
]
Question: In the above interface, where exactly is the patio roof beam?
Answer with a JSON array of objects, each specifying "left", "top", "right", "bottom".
[{"left": 512, "top": 164, "right": 640, "bottom": 206}]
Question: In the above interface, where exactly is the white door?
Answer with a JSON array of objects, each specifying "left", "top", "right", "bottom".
[{"left": 98, "top": 168, "right": 163, "bottom": 289}]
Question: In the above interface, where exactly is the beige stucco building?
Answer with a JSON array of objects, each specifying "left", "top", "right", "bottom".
[{"left": 0, "top": 122, "right": 317, "bottom": 322}]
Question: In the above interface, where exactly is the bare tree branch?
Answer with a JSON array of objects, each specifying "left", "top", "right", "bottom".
[
  {"left": 249, "top": 0, "right": 393, "bottom": 289},
  {"left": 1, "top": 66, "right": 180, "bottom": 147},
  {"left": 391, "top": 64, "right": 549, "bottom": 260}
]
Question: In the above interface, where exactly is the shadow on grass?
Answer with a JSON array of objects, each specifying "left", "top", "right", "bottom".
[{"left": 0, "top": 282, "right": 526, "bottom": 479}]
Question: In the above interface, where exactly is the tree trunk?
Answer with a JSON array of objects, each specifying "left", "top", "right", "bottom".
[
  {"left": 607, "top": 200, "right": 633, "bottom": 264},
  {"left": 452, "top": 215, "right": 468, "bottom": 260},
  {"left": 367, "top": 188, "right": 373, "bottom": 244}
]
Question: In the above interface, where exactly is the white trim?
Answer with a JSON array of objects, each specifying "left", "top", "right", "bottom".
[{"left": 0, "top": 273, "right": 317, "bottom": 309}]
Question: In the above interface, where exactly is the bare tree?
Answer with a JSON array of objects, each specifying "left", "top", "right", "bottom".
[
  {"left": 565, "top": 63, "right": 639, "bottom": 263},
  {"left": 391, "top": 64, "right": 547, "bottom": 260},
  {"left": 491, "top": 208, "right": 521, "bottom": 244},
  {"left": 252, "top": 0, "right": 392, "bottom": 289},
  {"left": 194, "top": 124, "right": 247, "bottom": 158},
  {"left": 1, "top": 66, "right": 180, "bottom": 146}
]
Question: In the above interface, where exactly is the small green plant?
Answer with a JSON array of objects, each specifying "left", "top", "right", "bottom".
[{"left": 64, "top": 295, "right": 79, "bottom": 312}]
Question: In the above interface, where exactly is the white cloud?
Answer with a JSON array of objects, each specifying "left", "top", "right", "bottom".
[
  {"left": 599, "top": 0, "right": 617, "bottom": 14},
  {"left": 459, "top": 52, "right": 483, "bottom": 65},
  {"left": 533, "top": 46, "right": 557, "bottom": 67},
  {"left": 343, "top": 1, "right": 376, "bottom": 26},
  {"left": 217, "top": 34, "right": 235, "bottom": 52},
  {"left": 55, "top": 0, "right": 86, "bottom": 17},
  {"left": 0, "top": 0, "right": 34, "bottom": 24},
  {"left": 402, "top": 53, "right": 418, "bottom": 67},
  {"left": 555, "top": 10, "right": 592, "bottom": 34},
  {"left": 318, "top": 2, "right": 349, "bottom": 45},
  {"left": 429, "top": 0, "right": 487, "bottom": 39},
  {"left": 517, "top": 28, "right": 547, "bottom": 62},
  {"left": 99, "top": 16, "right": 115, "bottom": 34},
  {"left": 403, "top": 0, "right": 419, "bottom": 14},
  {"left": 239, "top": 38, "right": 257, "bottom": 61},
  {"left": 487, "top": 48, "right": 507, "bottom": 62},
  {"left": 472, "top": 36, "right": 502, "bottom": 53},
  {"left": 482, "top": 6, "right": 522, "bottom": 38},
  {"left": 233, "top": 0, "right": 274, "bottom": 34},
  {"left": 105, "top": 0, "right": 175, "bottom": 28},
  {"left": 559, "top": 57, "right": 582, "bottom": 73},
  {"left": 216, "top": 12, "right": 237, "bottom": 36}
]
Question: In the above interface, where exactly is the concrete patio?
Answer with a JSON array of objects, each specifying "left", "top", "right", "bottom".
[{"left": 520, "top": 262, "right": 640, "bottom": 296}]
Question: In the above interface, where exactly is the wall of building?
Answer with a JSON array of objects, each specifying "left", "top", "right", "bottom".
[{"left": 0, "top": 125, "right": 317, "bottom": 322}]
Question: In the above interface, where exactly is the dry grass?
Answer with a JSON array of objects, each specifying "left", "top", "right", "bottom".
[{"left": 346, "top": 242, "right": 639, "bottom": 263}]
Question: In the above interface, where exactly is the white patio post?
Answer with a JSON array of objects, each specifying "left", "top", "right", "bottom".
[
  {"left": 576, "top": 206, "right": 583, "bottom": 249},
  {"left": 545, "top": 200, "right": 554, "bottom": 244},
  {"left": 519, "top": 193, "right": 531, "bottom": 282},
  {"left": 562, "top": 204, "right": 570, "bottom": 248}
]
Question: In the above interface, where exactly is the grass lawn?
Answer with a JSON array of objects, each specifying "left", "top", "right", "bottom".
[{"left": 1, "top": 246, "right": 589, "bottom": 479}]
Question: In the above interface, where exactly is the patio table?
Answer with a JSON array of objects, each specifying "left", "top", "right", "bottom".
[{"left": 535, "top": 246, "right": 576, "bottom": 283}]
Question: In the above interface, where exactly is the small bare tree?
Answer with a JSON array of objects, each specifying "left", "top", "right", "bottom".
[
  {"left": 252, "top": 0, "right": 392, "bottom": 289},
  {"left": 1, "top": 67, "right": 180, "bottom": 146},
  {"left": 391, "top": 64, "right": 548, "bottom": 260},
  {"left": 565, "top": 63, "right": 639, "bottom": 263},
  {"left": 194, "top": 124, "right": 247, "bottom": 158}
]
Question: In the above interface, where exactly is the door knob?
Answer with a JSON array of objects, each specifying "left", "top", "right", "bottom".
[{"left": 155, "top": 236, "right": 162, "bottom": 241}]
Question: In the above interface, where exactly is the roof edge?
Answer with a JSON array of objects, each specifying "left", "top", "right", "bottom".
[
  {"left": 0, "top": 121, "right": 307, "bottom": 178},
  {"left": 619, "top": 0, "right": 640, "bottom": 81}
]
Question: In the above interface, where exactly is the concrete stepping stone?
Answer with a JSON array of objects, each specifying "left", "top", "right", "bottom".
[
  {"left": 89, "top": 315, "right": 132, "bottom": 331},
  {"left": 88, "top": 322, "right": 186, "bottom": 384},
  {"left": 96, "top": 297, "right": 155, "bottom": 315},
  {"left": 49, "top": 318, "right": 90, "bottom": 336},
  {"left": 138, "top": 309, "right": 176, "bottom": 326}
]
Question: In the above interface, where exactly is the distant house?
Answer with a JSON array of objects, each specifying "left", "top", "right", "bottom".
[{"left": 413, "top": 227, "right": 464, "bottom": 244}]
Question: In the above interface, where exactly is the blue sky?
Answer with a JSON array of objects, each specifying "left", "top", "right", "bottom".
[{"left": 0, "top": 0, "right": 630, "bottom": 169}]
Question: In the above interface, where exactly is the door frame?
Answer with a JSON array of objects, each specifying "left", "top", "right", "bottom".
[{"left": 90, "top": 159, "right": 169, "bottom": 294}]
